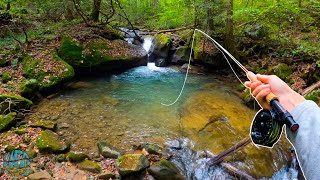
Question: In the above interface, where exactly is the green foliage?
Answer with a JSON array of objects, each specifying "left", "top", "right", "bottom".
[
  {"left": 20, "top": 79, "right": 39, "bottom": 97},
  {"left": 305, "top": 89, "right": 320, "bottom": 103},
  {"left": 2, "top": 72, "right": 12, "bottom": 83}
]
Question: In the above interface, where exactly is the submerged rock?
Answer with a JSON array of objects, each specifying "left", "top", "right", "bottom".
[
  {"left": 143, "top": 143, "right": 162, "bottom": 155},
  {"left": 66, "top": 151, "right": 88, "bottom": 162},
  {"left": 98, "top": 141, "right": 121, "bottom": 158},
  {"left": 36, "top": 130, "right": 70, "bottom": 153},
  {"left": 116, "top": 154, "right": 149, "bottom": 176},
  {"left": 0, "top": 112, "right": 16, "bottom": 132},
  {"left": 29, "top": 120, "right": 57, "bottom": 131},
  {"left": 148, "top": 159, "right": 184, "bottom": 180},
  {"left": 27, "top": 171, "right": 51, "bottom": 180},
  {"left": 180, "top": 85, "right": 291, "bottom": 178},
  {"left": 78, "top": 159, "right": 102, "bottom": 173}
]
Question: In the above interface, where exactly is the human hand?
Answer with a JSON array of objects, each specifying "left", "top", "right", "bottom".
[{"left": 245, "top": 74, "right": 305, "bottom": 113}]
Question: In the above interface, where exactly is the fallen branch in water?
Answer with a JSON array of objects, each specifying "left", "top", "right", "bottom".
[
  {"left": 221, "top": 162, "right": 256, "bottom": 180},
  {"left": 208, "top": 137, "right": 251, "bottom": 165},
  {"left": 301, "top": 80, "right": 320, "bottom": 97}
]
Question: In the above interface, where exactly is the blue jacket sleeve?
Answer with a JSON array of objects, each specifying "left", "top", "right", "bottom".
[{"left": 286, "top": 100, "right": 320, "bottom": 180}]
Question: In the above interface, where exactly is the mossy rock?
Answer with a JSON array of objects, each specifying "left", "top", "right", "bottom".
[
  {"left": 78, "top": 159, "right": 102, "bottom": 173},
  {"left": 0, "top": 59, "right": 8, "bottom": 67},
  {"left": 97, "top": 141, "right": 121, "bottom": 158},
  {"left": 22, "top": 54, "right": 75, "bottom": 91},
  {"left": 36, "top": 130, "right": 70, "bottom": 153},
  {"left": 2, "top": 71, "right": 12, "bottom": 83},
  {"left": 270, "top": 63, "right": 292, "bottom": 82},
  {"left": 14, "top": 128, "right": 29, "bottom": 135},
  {"left": 116, "top": 154, "right": 149, "bottom": 176},
  {"left": 148, "top": 159, "right": 184, "bottom": 180},
  {"left": 26, "top": 150, "right": 37, "bottom": 159},
  {"left": 66, "top": 151, "right": 88, "bottom": 162},
  {"left": 0, "top": 94, "right": 32, "bottom": 114},
  {"left": 29, "top": 120, "right": 57, "bottom": 131},
  {"left": 192, "top": 35, "right": 222, "bottom": 66},
  {"left": 143, "top": 143, "right": 162, "bottom": 155},
  {"left": 244, "top": 24, "right": 269, "bottom": 40},
  {"left": 154, "top": 33, "right": 172, "bottom": 49},
  {"left": 0, "top": 112, "right": 16, "bottom": 132},
  {"left": 305, "top": 88, "right": 320, "bottom": 103},
  {"left": 20, "top": 79, "right": 39, "bottom": 97},
  {"left": 55, "top": 154, "right": 67, "bottom": 162},
  {"left": 5, "top": 144, "right": 20, "bottom": 152}
]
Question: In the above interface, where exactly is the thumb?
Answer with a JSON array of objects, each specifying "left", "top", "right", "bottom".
[{"left": 257, "top": 74, "right": 270, "bottom": 84}]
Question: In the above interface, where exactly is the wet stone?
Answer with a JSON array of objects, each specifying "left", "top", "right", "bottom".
[
  {"left": 66, "top": 151, "right": 88, "bottom": 162},
  {"left": 143, "top": 143, "right": 162, "bottom": 155},
  {"left": 36, "top": 130, "right": 70, "bottom": 153},
  {"left": 148, "top": 159, "right": 184, "bottom": 180},
  {"left": 98, "top": 141, "right": 121, "bottom": 159},
  {"left": 116, "top": 154, "right": 149, "bottom": 176},
  {"left": 30, "top": 120, "right": 57, "bottom": 131},
  {"left": 27, "top": 171, "right": 52, "bottom": 180},
  {"left": 78, "top": 159, "right": 102, "bottom": 173}
]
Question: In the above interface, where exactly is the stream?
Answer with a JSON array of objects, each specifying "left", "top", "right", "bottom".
[{"left": 25, "top": 37, "right": 299, "bottom": 179}]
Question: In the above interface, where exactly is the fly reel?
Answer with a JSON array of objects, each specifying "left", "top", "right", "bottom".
[{"left": 250, "top": 109, "right": 283, "bottom": 147}]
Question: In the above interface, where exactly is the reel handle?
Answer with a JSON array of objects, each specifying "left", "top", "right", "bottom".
[{"left": 246, "top": 71, "right": 299, "bottom": 133}]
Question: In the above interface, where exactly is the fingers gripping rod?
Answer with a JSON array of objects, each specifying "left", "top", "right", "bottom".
[{"left": 247, "top": 72, "right": 299, "bottom": 133}]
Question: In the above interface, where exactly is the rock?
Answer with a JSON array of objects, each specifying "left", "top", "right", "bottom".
[
  {"left": 101, "top": 95, "right": 119, "bottom": 106},
  {"left": 0, "top": 112, "right": 16, "bottom": 132},
  {"left": 22, "top": 54, "right": 75, "bottom": 91},
  {"left": 55, "top": 154, "right": 67, "bottom": 162},
  {"left": 78, "top": 159, "right": 102, "bottom": 173},
  {"left": 98, "top": 141, "right": 121, "bottom": 158},
  {"left": 58, "top": 36, "right": 147, "bottom": 74},
  {"left": 0, "top": 94, "right": 32, "bottom": 114},
  {"left": 97, "top": 170, "right": 117, "bottom": 179},
  {"left": 165, "top": 140, "right": 181, "bottom": 150},
  {"left": 2, "top": 71, "right": 12, "bottom": 83},
  {"left": 36, "top": 130, "right": 70, "bottom": 153},
  {"left": 148, "top": 160, "right": 184, "bottom": 180},
  {"left": 244, "top": 24, "right": 268, "bottom": 40},
  {"left": 116, "top": 154, "right": 149, "bottom": 176},
  {"left": 27, "top": 171, "right": 52, "bottom": 180},
  {"left": 66, "top": 151, "right": 88, "bottom": 162},
  {"left": 171, "top": 47, "right": 188, "bottom": 64},
  {"left": 20, "top": 79, "right": 39, "bottom": 98},
  {"left": 30, "top": 120, "right": 57, "bottom": 131},
  {"left": 143, "top": 143, "right": 162, "bottom": 155},
  {"left": 180, "top": 64, "right": 206, "bottom": 74},
  {"left": 14, "top": 128, "right": 29, "bottom": 135},
  {"left": 26, "top": 150, "right": 37, "bottom": 159},
  {"left": 149, "top": 33, "right": 172, "bottom": 67}
]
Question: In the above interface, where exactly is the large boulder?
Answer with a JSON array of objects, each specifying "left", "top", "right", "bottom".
[
  {"left": 149, "top": 33, "right": 172, "bottom": 67},
  {"left": 58, "top": 36, "right": 147, "bottom": 74},
  {"left": 180, "top": 83, "right": 291, "bottom": 178},
  {"left": 148, "top": 160, "right": 184, "bottom": 180},
  {"left": 244, "top": 24, "right": 269, "bottom": 40},
  {"left": 36, "top": 130, "right": 70, "bottom": 153},
  {"left": 22, "top": 52, "right": 74, "bottom": 92},
  {"left": 116, "top": 154, "right": 149, "bottom": 176}
]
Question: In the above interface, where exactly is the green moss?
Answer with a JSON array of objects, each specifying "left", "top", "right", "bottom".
[
  {"left": 116, "top": 154, "right": 150, "bottom": 176},
  {"left": 14, "top": 128, "right": 28, "bottom": 135},
  {"left": 0, "top": 94, "right": 32, "bottom": 114},
  {"left": 305, "top": 89, "right": 320, "bottom": 103},
  {"left": 2, "top": 72, "right": 12, "bottom": 83},
  {"left": 235, "top": 84, "right": 246, "bottom": 92},
  {"left": 58, "top": 37, "right": 112, "bottom": 68},
  {"left": 0, "top": 112, "right": 16, "bottom": 132},
  {"left": 66, "top": 151, "right": 88, "bottom": 162},
  {"left": 0, "top": 59, "right": 8, "bottom": 67},
  {"left": 29, "top": 120, "right": 57, "bottom": 130},
  {"left": 55, "top": 154, "right": 67, "bottom": 162},
  {"left": 36, "top": 130, "right": 70, "bottom": 153},
  {"left": 270, "top": 63, "right": 292, "bottom": 82},
  {"left": 154, "top": 33, "right": 171, "bottom": 48},
  {"left": 78, "top": 160, "right": 102, "bottom": 173},
  {"left": 20, "top": 79, "right": 39, "bottom": 97},
  {"left": 22, "top": 57, "right": 41, "bottom": 79}
]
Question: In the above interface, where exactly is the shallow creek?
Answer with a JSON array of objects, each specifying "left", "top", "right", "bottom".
[{"left": 26, "top": 63, "right": 298, "bottom": 179}]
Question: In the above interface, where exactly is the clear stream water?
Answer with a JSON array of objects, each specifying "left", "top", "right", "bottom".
[{"left": 26, "top": 37, "right": 299, "bottom": 179}]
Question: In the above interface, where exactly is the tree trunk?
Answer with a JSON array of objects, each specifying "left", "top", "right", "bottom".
[
  {"left": 65, "top": 0, "right": 75, "bottom": 20},
  {"left": 206, "top": 0, "right": 214, "bottom": 31},
  {"left": 6, "top": 2, "right": 10, "bottom": 11},
  {"left": 91, "top": 0, "right": 102, "bottom": 22},
  {"left": 225, "top": 0, "right": 236, "bottom": 56}
]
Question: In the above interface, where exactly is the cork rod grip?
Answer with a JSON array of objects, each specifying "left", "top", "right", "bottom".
[{"left": 246, "top": 71, "right": 278, "bottom": 104}]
